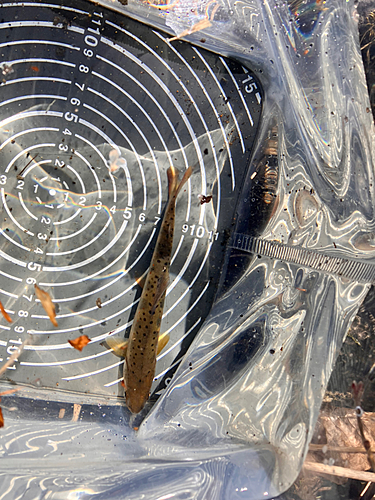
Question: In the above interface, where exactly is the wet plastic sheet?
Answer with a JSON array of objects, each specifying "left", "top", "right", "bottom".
[{"left": 0, "top": 0, "right": 374, "bottom": 498}]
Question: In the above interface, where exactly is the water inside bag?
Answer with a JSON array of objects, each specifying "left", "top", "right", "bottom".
[{"left": 0, "top": 0, "right": 373, "bottom": 498}]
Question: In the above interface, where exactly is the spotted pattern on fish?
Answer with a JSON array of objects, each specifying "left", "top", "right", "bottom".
[{"left": 124, "top": 165, "right": 192, "bottom": 413}]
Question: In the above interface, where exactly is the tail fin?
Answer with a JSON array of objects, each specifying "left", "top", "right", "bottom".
[
  {"left": 166, "top": 165, "right": 193, "bottom": 200},
  {"left": 167, "top": 166, "right": 180, "bottom": 198},
  {"left": 175, "top": 166, "right": 193, "bottom": 197}
]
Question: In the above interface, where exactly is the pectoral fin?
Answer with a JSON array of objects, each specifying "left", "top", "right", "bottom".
[
  {"left": 135, "top": 272, "right": 147, "bottom": 289},
  {"left": 157, "top": 332, "right": 170, "bottom": 355},
  {"left": 106, "top": 336, "right": 128, "bottom": 357}
]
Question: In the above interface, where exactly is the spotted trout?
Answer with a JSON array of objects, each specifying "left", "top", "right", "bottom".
[{"left": 107, "top": 165, "right": 193, "bottom": 413}]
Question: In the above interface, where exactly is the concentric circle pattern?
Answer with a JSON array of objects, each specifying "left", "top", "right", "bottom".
[{"left": 0, "top": 0, "right": 262, "bottom": 402}]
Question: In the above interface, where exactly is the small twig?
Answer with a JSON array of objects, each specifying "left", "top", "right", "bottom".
[
  {"left": 304, "top": 460, "right": 375, "bottom": 483},
  {"left": 16, "top": 154, "right": 38, "bottom": 180},
  {"left": 169, "top": 18, "right": 212, "bottom": 42},
  {"left": 309, "top": 444, "right": 369, "bottom": 454},
  {"left": 352, "top": 381, "right": 375, "bottom": 472},
  {"left": 0, "top": 338, "right": 29, "bottom": 377},
  {"left": 71, "top": 404, "right": 81, "bottom": 422}
]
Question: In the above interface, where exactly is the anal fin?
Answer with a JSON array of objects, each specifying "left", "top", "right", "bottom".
[
  {"left": 135, "top": 272, "right": 147, "bottom": 289},
  {"left": 106, "top": 336, "right": 128, "bottom": 357},
  {"left": 157, "top": 332, "right": 170, "bottom": 355}
]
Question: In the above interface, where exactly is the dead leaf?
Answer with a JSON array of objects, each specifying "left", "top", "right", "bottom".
[
  {"left": 0, "top": 388, "right": 22, "bottom": 429},
  {"left": 0, "top": 388, "right": 21, "bottom": 397},
  {"left": 198, "top": 194, "right": 213, "bottom": 205},
  {"left": 0, "top": 301, "right": 12, "bottom": 323},
  {"left": 34, "top": 284, "right": 58, "bottom": 327},
  {"left": 96, "top": 297, "right": 102, "bottom": 308},
  {"left": 68, "top": 335, "right": 91, "bottom": 351}
]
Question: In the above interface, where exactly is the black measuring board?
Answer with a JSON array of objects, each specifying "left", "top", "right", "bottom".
[{"left": 0, "top": 0, "right": 263, "bottom": 407}]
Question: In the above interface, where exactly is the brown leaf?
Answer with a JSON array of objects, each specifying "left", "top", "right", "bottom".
[
  {"left": 0, "top": 389, "right": 20, "bottom": 429},
  {"left": 0, "top": 301, "right": 12, "bottom": 323},
  {"left": 34, "top": 284, "right": 58, "bottom": 327},
  {"left": 0, "top": 388, "right": 21, "bottom": 397},
  {"left": 68, "top": 335, "right": 91, "bottom": 351},
  {"left": 198, "top": 194, "right": 213, "bottom": 205}
]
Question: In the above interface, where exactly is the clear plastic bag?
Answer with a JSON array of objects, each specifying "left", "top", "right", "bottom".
[{"left": 0, "top": 0, "right": 373, "bottom": 498}]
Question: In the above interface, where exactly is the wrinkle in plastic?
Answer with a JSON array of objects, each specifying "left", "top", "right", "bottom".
[{"left": 112, "top": 0, "right": 373, "bottom": 498}]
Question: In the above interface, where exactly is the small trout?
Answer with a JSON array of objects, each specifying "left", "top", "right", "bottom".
[{"left": 108, "top": 165, "right": 192, "bottom": 413}]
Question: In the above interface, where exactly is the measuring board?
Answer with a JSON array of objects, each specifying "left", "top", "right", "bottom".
[{"left": 0, "top": 0, "right": 262, "bottom": 403}]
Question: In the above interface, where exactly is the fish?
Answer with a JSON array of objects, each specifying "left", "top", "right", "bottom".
[{"left": 107, "top": 165, "right": 192, "bottom": 413}]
